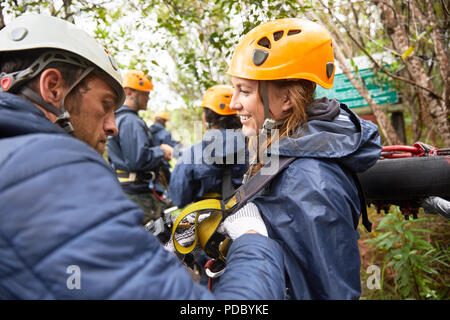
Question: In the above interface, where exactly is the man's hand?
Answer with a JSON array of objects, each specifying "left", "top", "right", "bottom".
[{"left": 159, "top": 144, "right": 173, "bottom": 161}]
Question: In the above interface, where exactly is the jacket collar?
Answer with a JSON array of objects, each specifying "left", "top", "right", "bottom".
[{"left": 0, "top": 92, "right": 65, "bottom": 138}]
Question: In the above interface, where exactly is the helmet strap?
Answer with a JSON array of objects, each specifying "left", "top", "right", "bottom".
[
  {"left": 19, "top": 66, "right": 94, "bottom": 135},
  {"left": 259, "top": 81, "right": 278, "bottom": 135}
]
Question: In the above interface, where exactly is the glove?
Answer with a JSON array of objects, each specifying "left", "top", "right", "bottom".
[{"left": 217, "top": 202, "right": 268, "bottom": 241}]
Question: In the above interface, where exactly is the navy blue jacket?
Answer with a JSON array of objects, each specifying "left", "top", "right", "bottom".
[
  {"left": 251, "top": 98, "right": 381, "bottom": 299},
  {"left": 149, "top": 121, "right": 178, "bottom": 147},
  {"left": 169, "top": 129, "right": 249, "bottom": 208},
  {"left": 0, "top": 92, "right": 285, "bottom": 299},
  {"left": 107, "top": 106, "right": 165, "bottom": 194}
]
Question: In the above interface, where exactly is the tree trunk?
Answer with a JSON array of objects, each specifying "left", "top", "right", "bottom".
[
  {"left": 377, "top": 0, "right": 450, "bottom": 147},
  {"left": 425, "top": 0, "right": 450, "bottom": 120},
  {"left": 305, "top": 7, "right": 402, "bottom": 145},
  {"left": 0, "top": 2, "right": 5, "bottom": 30}
]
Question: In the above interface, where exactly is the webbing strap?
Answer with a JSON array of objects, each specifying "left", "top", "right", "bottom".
[
  {"left": 221, "top": 165, "right": 234, "bottom": 202},
  {"left": 172, "top": 199, "right": 224, "bottom": 255},
  {"left": 171, "top": 157, "right": 296, "bottom": 256},
  {"left": 226, "top": 156, "right": 296, "bottom": 213}
]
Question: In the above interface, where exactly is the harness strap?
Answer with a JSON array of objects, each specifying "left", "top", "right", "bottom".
[
  {"left": 350, "top": 170, "right": 372, "bottom": 232},
  {"left": 171, "top": 157, "right": 295, "bottom": 258},
  {"left": 221, "top": 165, "right": 234, "bottom": 202},
  {"left": 171, "top": 199, "right": 225, "bottom": 255}
]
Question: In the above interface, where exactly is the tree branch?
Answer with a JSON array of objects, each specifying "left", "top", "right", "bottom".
[{"left": 318, "top": 0, "right": 443, "bottom": 101}]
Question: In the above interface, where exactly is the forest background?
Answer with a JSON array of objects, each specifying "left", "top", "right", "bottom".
[{"left": 1, "top": 0, "right": 449, "bottom": 299}]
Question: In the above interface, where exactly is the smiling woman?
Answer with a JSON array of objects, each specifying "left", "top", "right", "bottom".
[{"left": 226, "top": 18, "right": 382, "bottom": 299}]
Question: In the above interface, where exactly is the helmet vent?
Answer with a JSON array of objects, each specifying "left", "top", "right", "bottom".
[
  {"left": 326, "top": 62, "right": 334, "bottom": 78},
  {"left": 273, "top": 31, "right": 284, "bottom": 41},
  {"left": 257, "top": 37, "right": 271, "bottom": 49},
  {"left": 287, "top": 29, "right": 301, "bottom": 36}
]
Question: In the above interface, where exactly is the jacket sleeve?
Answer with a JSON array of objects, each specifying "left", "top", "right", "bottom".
[
  {"left": 161, "top": 130, "right": 178, "bottom": 148},
  {"left": 118, "top": 116, "right": 165, "bottom": 171},
  {"left": 0, "top": 135, "right": 285, "bottom": 300}
]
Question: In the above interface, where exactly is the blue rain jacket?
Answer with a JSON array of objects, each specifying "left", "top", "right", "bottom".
[
  {"left": 168, "top": 129, "right": 249, "bottom": 208},
  {"left": 251, "top": 98, "right": 381, "bottom": 300},
  {"left": 149, "top": 121, "right": 178, "bottom": 147},
  {"left": 149, "top": 121, "right": 179, "bottom": 187},
  {"left": 107, "top": 106, "right": 165, "bottom": 194},
  {"left": 0, "top": 92, "right": 285, "bottom": 299}
]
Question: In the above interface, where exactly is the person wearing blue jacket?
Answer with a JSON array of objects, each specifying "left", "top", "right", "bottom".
[
  {"left": 168, "top": 85, "right": 249, "bottom": 208},
  {"left": 0, "top": 14, "right": 285, "bottom": 300},
  {"left": 149, "top": 111, "right": 178, "bottom": 148},
  {"left": 149, "top": 111, "right": 179, "bottom": 189},
  {"left": 227, "top": 18, "right": 382, "bottom": 299},
  {"left": 107, "top": 70, "right": 174, "bottom": 224}
]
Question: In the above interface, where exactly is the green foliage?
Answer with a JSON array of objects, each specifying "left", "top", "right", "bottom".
[{"left": 364, "top": 207, "right": 450, "bottom": 299}]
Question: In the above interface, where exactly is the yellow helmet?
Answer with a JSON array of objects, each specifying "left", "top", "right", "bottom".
[
  {"left": 201, "top": 85, "right": 236, "bottom": 116},
  {"left": 122, "top": 70, "right": 153, "bottom": 92},
  {"left": 154, "top": 110, "right": 169, "bottom": 121},
  {"left": 227, "top": 18, "right": 335, "bottom": 89}
]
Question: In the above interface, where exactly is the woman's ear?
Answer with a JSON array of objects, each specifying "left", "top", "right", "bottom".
[
  {"left": 39, "top": 68, "right": 66, "bottom": 106},
  {"left": 280, "top": 91, "right": 293, "bottom": 113}
]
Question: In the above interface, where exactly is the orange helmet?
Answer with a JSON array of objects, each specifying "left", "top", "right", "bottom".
[
  {"left": 201, "top": 85, "right": 236, "bottom": 116},
  {"left": 122, "top": 70, "right": 153, "bottom": 92},
  {"left": 227, "top": 18, "right": 335, "bottom": 89},
  {"left": 154, "top": 110, "right": 169, "bottom": 121}
]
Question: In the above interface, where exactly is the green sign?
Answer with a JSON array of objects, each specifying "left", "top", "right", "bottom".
[{"left": 315, "top": 68, "right": 399, "bottom": 108}]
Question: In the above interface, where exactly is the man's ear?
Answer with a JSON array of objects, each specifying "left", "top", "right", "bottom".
[
  {"left": 39, "top": 68, "right": 66, "bottom": 106},
  {"left": 124, "top": 87, "right": 135, "bottom": 97}
]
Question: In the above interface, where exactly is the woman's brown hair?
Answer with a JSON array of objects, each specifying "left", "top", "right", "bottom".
[{"left": 246, "top": 79, "right": 316, "bottom": 177}]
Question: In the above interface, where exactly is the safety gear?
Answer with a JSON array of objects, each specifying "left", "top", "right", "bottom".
[
  {"left": 170, "top": 156, "right": 293, "bottom": 262},
  {"left": 216, "top": 202, "right": 267, "bottom": 240},
  {"left": 122, "top": 70, "right": 153, "bottom": 92},
  {"left": 107, "top": 106, "right": 166, "bottom": 194},
  {"left": 0, "top": 14, "right": 125, "bottom": 109},
  {"left": 154, "top": 110, "right": 169, "bottom": 121},
  {"left": 227, "top": 18, "right": 335, "bottom": 89},
  {"left": 201, "top": 85, "right": 236, "bottom": 116}
]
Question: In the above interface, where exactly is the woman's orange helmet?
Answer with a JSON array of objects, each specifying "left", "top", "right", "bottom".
[
  {"left": 201, "top": 85, "right": 236, "bottom": 115},
  {"left": 227, "top": 18, "right": 335, "bottom": 89},
  {"left": 122, "top": 70, "right": 153, "bottom": 92}
]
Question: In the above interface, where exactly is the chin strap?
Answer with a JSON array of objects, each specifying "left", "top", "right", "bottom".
[
  {"left": 251, "top": 81, "right": 284, "bottom": 174},
  {"left": 259, "top": 80, "right": 283, "bottom": 135}
]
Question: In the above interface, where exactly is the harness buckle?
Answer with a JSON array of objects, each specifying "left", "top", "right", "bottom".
[{"left": 204, "top": 259, "right": 226, "bottom": 278}]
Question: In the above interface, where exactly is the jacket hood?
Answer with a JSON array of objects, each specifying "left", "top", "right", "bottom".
[
  {"left": 0, "top": 92, "right": 65, "bottom": 138},
  {"left": 149, "top": 121, "right": 164, "bottom": 134},
  {"left": 269, "top": 97, "right": 381, "bottom": 172}
]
